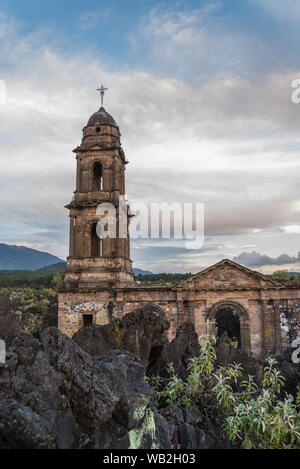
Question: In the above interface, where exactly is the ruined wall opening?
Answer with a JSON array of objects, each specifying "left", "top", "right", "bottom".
[
  {"left": 83, "top": 314, "right": 93, "bottom": 327},
  {"left": 208, "top": 301, "right": 251, "bottom": 353},
  {"left": 92, "top": 162, "right": 103, "bottom": 191},
  {"left": 90, "top": 223, "right": 102, "bottom": 257},
  {"left": 216, "top": 308, "right": 241, "bottom": 348}
]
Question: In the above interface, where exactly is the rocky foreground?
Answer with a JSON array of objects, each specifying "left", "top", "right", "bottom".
[{"left": 0, "top": 304, "right": 299, "bottom": 449}]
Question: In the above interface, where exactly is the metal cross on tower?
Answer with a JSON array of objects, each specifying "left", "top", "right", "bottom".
[{"left": 97, "top": 85, "right": 108, "bottom": 107}]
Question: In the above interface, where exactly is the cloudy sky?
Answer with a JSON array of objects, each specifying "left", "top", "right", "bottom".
[{"left": 1, "top": 0, "right": 300, "bottom": 273}]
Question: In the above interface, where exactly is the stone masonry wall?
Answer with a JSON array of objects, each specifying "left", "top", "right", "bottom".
[
  {"left": 58, "top": 285, "right": 300, "bottom": 357},
  {"left": 58, "top": 291, "right": 112, "bottom": 337}
]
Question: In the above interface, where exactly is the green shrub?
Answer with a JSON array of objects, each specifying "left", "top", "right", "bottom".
[
  {"left": 51, "top": 273, "right": 64, "bottom": 290},
  {"left": 148, "top": 337, "right": 300, "bottom": 449},
  {"left": 24, "top": 317, "right": 40, "bottom": 336},
  {"left": 0, "top": 287, "right": 10, "bottom": 296}
]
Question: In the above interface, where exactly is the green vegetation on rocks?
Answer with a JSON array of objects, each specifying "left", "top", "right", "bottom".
[{"left": 148, "top": 335, "right": 300, "bottom": 449}]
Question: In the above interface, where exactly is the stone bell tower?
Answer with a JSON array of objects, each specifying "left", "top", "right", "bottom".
[{"left": 58, "top": 88, "right": 134, "bottom": 336}]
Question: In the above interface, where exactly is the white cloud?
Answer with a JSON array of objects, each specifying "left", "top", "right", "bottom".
[
  {"left": 252, "top": 0, "right": 300, "bottom": 23},
  {"left": 0, "top": 7, "right": 300, "bottom": 271},
  {"left": 131, "top": 3, "right": 282, "bottom": 80},
  {"left": 233, "top": 250, "right": 300, "bottom": 267},
  {"left": 281, "top": 225, "right": 300, "bottom": 234}
]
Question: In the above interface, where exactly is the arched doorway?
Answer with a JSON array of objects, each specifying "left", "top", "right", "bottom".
[
  {"left": 215, "top": 308, "right": 241, "bottom": 348},
  {"left": 207, "top": 301, "right": 250, "bottom": 353}
]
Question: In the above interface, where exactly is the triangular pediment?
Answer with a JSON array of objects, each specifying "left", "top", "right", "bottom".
[{"left": 174, "top": 259, "right": 283, "bottom": 291}]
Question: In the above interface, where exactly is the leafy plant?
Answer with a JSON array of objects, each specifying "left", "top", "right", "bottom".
[
  {"left": 147, "top": 336, "right": 300, "bottom": 449},
  {"left": 51, "top": 273, "right": 64, "bottom": 290},
  {"left": 24, "top": 317, "right": 40, "bottom": 335}
]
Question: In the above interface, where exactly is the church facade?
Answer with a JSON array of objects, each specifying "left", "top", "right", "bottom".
[{"left": 58, "top": 99, "right": 300, "bottom": 357}]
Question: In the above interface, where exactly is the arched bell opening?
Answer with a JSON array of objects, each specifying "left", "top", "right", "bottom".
[
  {"left": 91, "top": 162, "right": 103, "bottom": 191},
  {"left": 90, "top": 223, "right": 102, "bottom": 257}
]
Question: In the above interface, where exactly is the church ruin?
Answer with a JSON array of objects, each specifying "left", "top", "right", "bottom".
[{"left": 58, "top": 92, "right": 300, "bottom": 357}]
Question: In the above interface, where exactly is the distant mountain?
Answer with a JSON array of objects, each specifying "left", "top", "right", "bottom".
[
  {"left": 0, "top": 243, "right": 154, "bottom": 275},
  {"left": 133, "top": 268, "right": 153, "bottom": 275},
  {"left": 0, "top": 244, "right": 64, "bottom": 271},
  {"left": 36, "top": 262, "right": 67, "bottom": 273}
]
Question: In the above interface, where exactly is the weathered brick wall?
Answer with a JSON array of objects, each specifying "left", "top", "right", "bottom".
[
  {"left": 58, "top": 291, "right": 111, "bottom": 337},
  {"left": 58, "top": 281, "right": 300, "bottom": 357}
]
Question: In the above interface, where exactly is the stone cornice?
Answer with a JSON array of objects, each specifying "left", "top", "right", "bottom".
[{"left": 73, "top": 146, "right": 127, "bottom": 164}]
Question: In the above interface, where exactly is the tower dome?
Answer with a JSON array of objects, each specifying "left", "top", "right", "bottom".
[{"left": 87, "top": 106, "right": 117, "bottom": 126}]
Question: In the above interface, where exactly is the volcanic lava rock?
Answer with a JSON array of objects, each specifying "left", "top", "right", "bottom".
[
  {"left": 148, "top": 321, "right": 201, "bottom": 378},
  {"left": 0, "top": 326, "right": 171, "bottom": 449},
  {"left": 74, "top": 305, "right": 201, "bottom": 379},
  {"left": 270, "top": 347, "right": 300, "bottom": 397},
  {"left": 73, "top": 303, "right": 170, "bottom": 369},
  {"left": 0, "top": 305, "right": 237, "bottom": 449}
]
